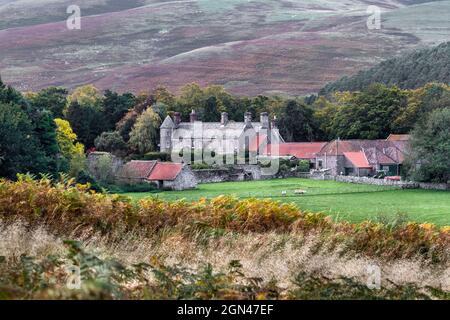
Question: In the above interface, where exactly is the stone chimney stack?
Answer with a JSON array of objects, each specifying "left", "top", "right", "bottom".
[
  {"left": 271, "top": 115, "right": 278, "bottom": 129},
  {"left": 260, "top": 112, "right": 269, "bottom": 129},
  {"left": 174, "top": 112, "right": 181, "bottom": 126},
  {"left": 221, "top": 112, "right": 229, "bottom": 126},
  {"left": 190, "top": 110, "right": 197, "bottom": 123},
  {"left": 244, "top": 112, "right": 252, "bottom": 123},
  {"left": 244, "top": 112, "right": 252, "bottom": 128}
]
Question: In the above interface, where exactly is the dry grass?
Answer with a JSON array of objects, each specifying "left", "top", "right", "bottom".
[{"left": 2, "top": 221, "right": 448, "bottom": 293}]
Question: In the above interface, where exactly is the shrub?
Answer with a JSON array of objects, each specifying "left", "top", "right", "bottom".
[
  {"left": 297, "top": 160, "right": 311, "bottom": 173},
  {"left": 115, "top": 183, "right": 157, "bottom": 193},
  {"left": 94, "top": 131, "right": 127, "bottom": 156},
  {"left": 143, "top": 152, "right": 171, "bottom": 161},
  {"left": 190, "top": 163, "right": 214, "bottom": 170}
]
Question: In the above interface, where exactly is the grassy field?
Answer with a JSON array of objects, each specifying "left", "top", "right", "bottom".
[{"left": 124, "top": 178, "right": 450, "bottom": 226}]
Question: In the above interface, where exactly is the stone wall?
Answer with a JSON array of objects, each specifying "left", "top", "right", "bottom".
[
  {"left": 418, "top": 182, "right": 450, "bottom": 191},
  {"left": 87, "top": 152, "right": 124, "bottom": 183},
  {"left": 328, "top": 175, "right": 418, "bottom": 188},
  {"left": 192, "top": 165, "right": 310, "bottom": 184},
  {"left": 316, "top": 175, "right": 450, "bottom": 191},
  {"left": 192, "top": 168, "right": 246, "bottom": 184}
]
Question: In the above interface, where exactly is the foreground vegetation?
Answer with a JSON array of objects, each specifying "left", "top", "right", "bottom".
[
  {"left": 126, "top": 178, "right": 450, "bottom": 226},
  {"left": 0, "top": 176, "right": 448, "bottom": 299},
  {"left": 1, "top": 239, "right": 448, "bottom": 300},
  {"left": 0, "top": 176, "right": 448, "bottom": 300}
]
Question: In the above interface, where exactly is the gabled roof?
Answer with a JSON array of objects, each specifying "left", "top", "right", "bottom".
[
  {"left": 147, "top": 162, "right": 183, "bottom": 181},
  {"left": 344, "top": 152, "right": 371, "bottom": 168},
  {"left": 317, "top": 139, "right": 409, "bottom": 164},
  {"left": 117, "top": 161, "right": 157, "bottom": 180},
  {"left": 363, "top": 147, "right": 398, "bottom": 165},
  {"left": 263, "top": 142, "right": 327, "bottom": 159},
  {"left": 161, "top": 116, "right": 175, "bottom": 129}
]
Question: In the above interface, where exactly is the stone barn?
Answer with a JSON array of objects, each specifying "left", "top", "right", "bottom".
[{"left": 147, "top": 162, "right": 197, "bottom": 191}]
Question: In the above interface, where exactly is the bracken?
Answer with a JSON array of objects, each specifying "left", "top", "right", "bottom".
[{"left": 0, "top": 176, "right": 448, "bottom": 263}]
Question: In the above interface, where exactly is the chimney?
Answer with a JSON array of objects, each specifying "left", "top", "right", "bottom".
[
  {"left": 271, "top": 115, "right": 278, "bottom": 129},
  {"left": 174, "top": 112, "right": 181, "bottom": 126},
  {"left": 190, "top": 110, "right": 197, "bottom": 123},
  {"left": 260, "top": 112, "right": 269, "bottom": 129},
  {"left": 244, "top": 112, "right": 252, "bottom": 123},
  {"left": 221, "top": 112, "right": 229, "bottom": 126},
  {"left": 244, "top": 112, "right": 252, "bottom": 128}
]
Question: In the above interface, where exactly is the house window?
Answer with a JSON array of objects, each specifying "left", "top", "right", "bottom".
[{"left": 318, "top": 160, "right": 323, "bottom": 169}]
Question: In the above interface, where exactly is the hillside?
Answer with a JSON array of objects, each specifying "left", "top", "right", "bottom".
[
  {"left": 0, "top": 0, "right": 449, "bottom": 95},
  {"left": 320, "top": 41, "right": 450, "bottom": 95}
]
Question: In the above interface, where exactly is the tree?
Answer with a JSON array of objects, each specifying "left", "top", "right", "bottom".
[
  {"left": 151, "top": 86, "right": 176, "bottom": 107},
  {"left": 116, "top": 109, "right": 139, "bottom": 141},
  {"left": 25, "top": 87, "right": 68, "bottom": 118},
  {"left": 65, "top": 85, "right": 104, "bottom": 148},
  {"left": 94, "top": 154, "right": 114, "bottom": 185},
  {"left": 151, "top": 102, "right": 169, "bottom": 121},
  {"left": 0, "top": 76, "right": 28, "bottom": 109},
  {"left": 0, "top": 103, "right": 46, "bottom": 179},
  {"left": 277, "top": 100, "right": 320, "bottom": 142},
  {"left": 0, "top": 78, "right": 60, "bottom": 177},
  {"left": 176, "top": 83, "right": 205, "bottom": 120},
  {"left": 54, "top": 118, "right": 84, "bottom": 158},
  {"left": 320, "top": 42, "right": 450, "bottom": 95},
  {"left": 324, "top": 84, "right": 407, "bottom": 139},
  {"left": 94, "top": 131, "right": 127, "bottom": 156},
  {"left": 394, "top": 83, "right": 450, "bottom": 132},
  {"left": 102, "top": 90, "right": 135, "bottom": 132},
  {"left": 33, "top": 110, "right": 60, "bottom": 175},
  {"left": 203, "top": 96, "right": 221, "bottom": 122},
  {"left": 404, "top": 108, "right": 450, "bottom": 183},
  {"left": 128, "top": 108, "right": 161, "bottom": 154},
  {"left": 67, "top": 84, "right": 102, "bottom": 107},
  {"left": 54, "top": 118, "right": 85, "bottom": 177}
]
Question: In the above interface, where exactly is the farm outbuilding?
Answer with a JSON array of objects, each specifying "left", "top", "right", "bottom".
[
  {"left": 147, "top": 162, "right": 198, "bottom": 191},
  {"left": 116, "top": 160, "right": 197, "bottom": 191}
]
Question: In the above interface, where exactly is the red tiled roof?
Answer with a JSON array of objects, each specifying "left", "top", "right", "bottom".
[
  {"left": 147, "top": 162, "right": 183, "bottom": 181},
  {"left": 263, "top": 142, "right": 327, "bottom": 159},
  {"left": 249, "top": 133, "right": 267, "bottom": 152},
  {"left": 118, "top": 161, "right": 157, "bottom": 180},
  {"left": 344, "top": 152, "right": 371, "bottom": 168}
]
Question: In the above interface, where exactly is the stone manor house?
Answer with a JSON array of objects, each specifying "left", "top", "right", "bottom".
[
  {"left": 160, "top": 110, "right": 284, "bottom": 157},
  {"left": 159, "top": 110, "right": 410, "bottom": 178}
]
